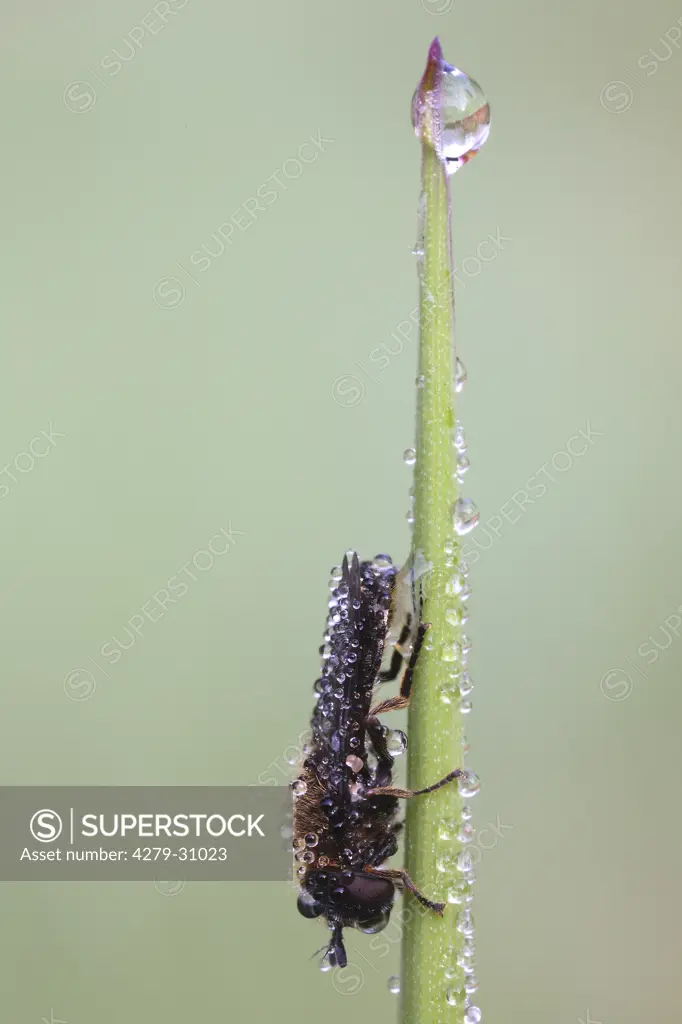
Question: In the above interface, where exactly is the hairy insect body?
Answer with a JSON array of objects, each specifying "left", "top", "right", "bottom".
[
  {"left": 293, "top": 554, "right": 401, "bottom": 966},
  {"left": 293, "top": 552, "right": 462, "bottom": 970}
]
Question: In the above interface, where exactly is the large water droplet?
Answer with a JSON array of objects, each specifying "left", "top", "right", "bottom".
[
  {"left": 387, "top": 975, "right": 401, "bottom": 995},
  {"left": 464, "top": 1006, "right": 483, "bottom": 1023},
  {"left": 403, "top": 448, "right": 417, "bottom": 466},
  {"left": 292, "top": 780, "right": 307, "bottom": 798},
  {"left": 440, "top": 67, "right": 490, "bottom": 174},
  {"left": 411, "top": 60, "right": 490, "bottom": 175},
  {"left": 453, "top": 498, "right": 479, "bottom": 535},
  {"left": 455, "top": 357, "right": 467, "bottom": 392}
]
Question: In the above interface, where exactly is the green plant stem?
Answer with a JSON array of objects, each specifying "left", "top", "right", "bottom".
[{"left": 401, "top": 40, "right": 465, "bottom": 1024}]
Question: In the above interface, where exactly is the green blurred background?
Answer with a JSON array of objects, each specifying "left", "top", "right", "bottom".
[{"left": 1, "top": 0, "right": 681, "bottom": 1021}]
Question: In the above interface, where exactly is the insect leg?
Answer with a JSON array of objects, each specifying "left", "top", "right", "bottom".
[
  {"left": 378, "top": 621, "right": 412, "bottom": 683},
  {"left": 364, "top": 767, "right": 464, "bottom": 799},
  {"left": 369, "top": 622, "right": 430, "bottom": 716},
  {"left": 364, "top": 866, "right": 445, "bottom": 915}
]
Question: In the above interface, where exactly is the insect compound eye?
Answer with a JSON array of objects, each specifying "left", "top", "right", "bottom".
[{"left": 297, "top": 890, "right": 324, "bottom": 919}]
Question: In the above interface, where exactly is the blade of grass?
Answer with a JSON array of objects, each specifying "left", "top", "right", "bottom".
[{"left": 400, "top": 39, "right": 474, "bottom": 1024}]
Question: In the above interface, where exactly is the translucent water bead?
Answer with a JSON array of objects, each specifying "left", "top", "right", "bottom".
[
  {"left": 455, "top": 357, "right": 467, "bottom": 392},
  {"left": 439, "top": 66, "right": 490, "bottom": 173},
  {"left": 412, "top": 60, "right": 490, "bottom": 175}
]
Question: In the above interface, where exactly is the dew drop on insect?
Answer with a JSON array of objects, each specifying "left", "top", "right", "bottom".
[
  {"left": 403, "top": 447, "right": 417, "bottom": 466},
  {"left": 293, "top": 837, "right": 306, "bottom": 851},
  {"left": 319, "top": 958, "right": 332, "bottom": 973},
  {"left": 305, "top": 832, "right": 319, "bottom": 848},
  {"left": 458, "top": 770, "right": 480, "bottom": 799},
  {"left": 455, "top": 357, "right": 467, "bottom": 392},
  {"left": 345, "top": 754, "right": 364, "bottom": 773},
  {"left": 301, "top": 850, "right": 315, "bottom": 864},
  {"left": 330, "top": 565, "right": 343, "bottom": 582},
  {"left": 373, "top": 553, "right": 393, "bottom": 570},
  {"left": 453, "top": 498, "right": 479, "bottom": 536},
  {"left": 296, "top": 865, "right": 307, "bottom": 877},
  {"left": 443, "top": 962, "right": 460, "bottom": 981},
  {"left": 465, "top": 1006, "right": 483, "bottom": 1023},
  {"left": 416, "top": 374, "right": 426, "bottom": 389},
  {"left": 386, "top": 729, "right": 408, "bottom": 756},
  {"left": 461, "top": 804, "right": 473, "bottom": 821},
  {"left": 357, "top": 911, "right": 390, "bottom": 934},
  {"left": 387, "top": 975, "right": 401, "bottom": 995},
  {"left": 465, "top": 975, "right": 479, "bottom": 995},
  {"left": 292, "top": 780, "right": 307, "bottom": 798},
  {"left": 459, "top": 699, "right": 473, "bottom": 714}
]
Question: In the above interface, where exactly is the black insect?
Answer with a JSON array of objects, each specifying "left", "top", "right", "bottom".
[{"left": 292, "top": 552, "right": 464, "bottom": 969}]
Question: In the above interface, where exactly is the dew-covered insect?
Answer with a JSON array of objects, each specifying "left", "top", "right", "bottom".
[{"left": 292, "top": 552, "right": 464, "bottom": 969}]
